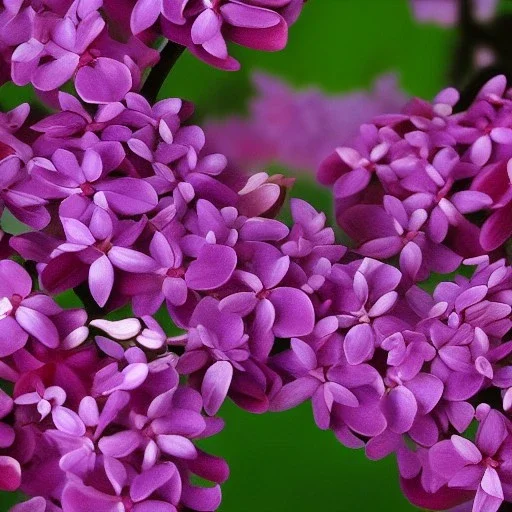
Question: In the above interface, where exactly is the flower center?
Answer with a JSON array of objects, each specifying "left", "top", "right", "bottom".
[
  {"left": 167, "top": 267, "right": 185, "bottom": 278},
  {"left": 0, "top": 141, "right": 14, "bottom": 161},
  {"left": 95, "top": 239, "right": 113, "bottom": 253},
  {"left": 256, "top": 289, "right": 271, "bottom": 300},
  {"left": 80, "top": 183, "right": 95, "bottom": 196},
  {"left": 0, "top": 294, "right": 22, "bottom": 320},
  {"left": 78, "top": 49, "right": 101, "bottom": 68},
  {"left": 404, "top": 230, "right": 419, "bottom": 243},
  {"left": 484, "top": 456, "right": 500, "bottom": 469},
  {"left": 121, "top": 496, "right": 134, "bottom": 511}
]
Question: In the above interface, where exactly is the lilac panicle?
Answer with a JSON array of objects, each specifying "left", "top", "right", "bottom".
[
  {"left": 319, "top": 75, "right": 512, "bottom": 280},
  {"left": 2, "top": 68, "right": 512, "bottom": 512},
  {"left": 131, "top": 0, "right": 305, "bottom": 71},
  {"left": 1, "top": 0, "right": 159, "bottom": 102},
  {"left": 0, "top": 0, "right": 307, "bottom": 100}
]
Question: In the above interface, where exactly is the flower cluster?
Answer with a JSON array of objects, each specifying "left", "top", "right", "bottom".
[
  {"left": 2, "top": 283, "right": 229, "bottom": 511},
  {"left": 0, "top": 0, "right": 306, "bottom": 101},
  {"left": 0, "top": 74, "right": 343, "bottom": 509},
  {"left": 319, "top": 75, "right": 512, "bottom": 281},
  {"left": 1, "top": 76, "right": 512, "bottom": 512},
  {"left": 0, "top": 0, "right": 160, "bottom": 103},
  {"left": 130, "top": 0, "right": 305, "bottom": 71},
  {"left": 307, "top": 76, "right": 512, "bottom": 511},
  {"left": 1, "top": 0, "right": 512, "bottom": 509},
  {"left": 0, "top": 0, "right": 311, "bottom": 509}
]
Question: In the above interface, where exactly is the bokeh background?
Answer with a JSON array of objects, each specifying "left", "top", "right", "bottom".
[{"left": 0, "top": 0, "right": 463, "bottom": 510}]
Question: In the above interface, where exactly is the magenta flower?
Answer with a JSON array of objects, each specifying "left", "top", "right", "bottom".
[
  {"left": 0, "top": 259, "right": 86, "bottom": 354},
  {"left": 429, "top": 407, "right": 512, "bottom": 512},
  {"left": 131, "top": 0, "right": 304, "bottom": 70},
  {"left": 6, "top": 0, "right": 158, "bottom": 102},
  {"left": 31, "top": 147, "right": 158, "bottom": 215},
  {"left": 178, "top": 296, "right": 248, "bottom": 415},
  {"left": 221, "top": 240, "right": 316, "bottom": 339},
  {"left": 270, "top": 334, "right": 360, "bottom": 430},
  {"left": 41, "top": 197, "right": 153, "bottom": 307},
  {"left": 347, "top": 197, "right": 464, "bottom": 280},
  {"left": 15, "top": 384, "right": 85, "bottom": 436}
]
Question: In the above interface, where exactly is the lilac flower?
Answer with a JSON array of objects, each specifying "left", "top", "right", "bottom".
[
  {"left": 270, "top": 334, "right": 360, "bottom": 430},
  {"left": 319, "top": 258, "right": 403, "bottom": 365},
  {"left": 178, "top": 296, "right": 248, "bottom": 415},
  {"left": 131, "top": 0, "right": 304, "bottom": 70},
  {"left": 15, "top": 384, "right": 85, "bottom": 436},
  {"left": 92, "top": 334, "right": 151, "bottom": 396},
  {"left": 221, "top": 240, "right": 316, "bottom": 340},
  {"left": 41, "top": 197, "right": 152, "bottom": 307},
  {"left": 5, "top": 0, "right": 158, "bottom": 102},
  {"left": 31, "top": 147, "right": 158, "bottom": 216},
  {"left": 347, "top": 197, "right": 464, "bottom": 280},
  {"left": 0, "top": 259, "right": 87, "bottom": 354},
  {"left": 122, "top": 219, "right": 238, "bottom": 316},
  {"left": 429, "top": 407, "right": 512, "bottom": 512}
]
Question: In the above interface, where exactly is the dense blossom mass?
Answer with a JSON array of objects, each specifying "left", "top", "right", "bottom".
[
  {"left": 130, "top": 0, "right": 303, "bottom": 70},
  {"left": 0, "top": 74, "right": 509, "bottom": 511},
  {"left": 0, "top": 0, "right": 511, "bottom": 511},
  {"left": 0, "top": 0, "right": 306, "bottom": 101}
]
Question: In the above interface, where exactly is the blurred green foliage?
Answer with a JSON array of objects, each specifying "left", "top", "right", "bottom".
[{"left": 0, "top": 0, "right": 460, "bottom": 510}]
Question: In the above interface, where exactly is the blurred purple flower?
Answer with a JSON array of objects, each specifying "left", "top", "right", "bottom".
[
  {"left": 205, "top": 72, "right": 407, "bottom": 173},
  {"left": 410, "top": 0, "right": 498, "bottom": 26}
]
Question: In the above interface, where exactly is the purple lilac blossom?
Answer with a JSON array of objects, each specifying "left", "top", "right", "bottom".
[
  {"left": 1, "top": 73, "right": 512, "bottom": 512},
  {"left": 0, "top": 103, "right": 50, "bottom": 229},
  {"left": 204, "top": 73, "right": 407, "bottom": 174},
  {"left": 0, "top": 0, "right": 159, "bottom": 103},
  {"left": 319, "top": 75, "right": 512, "bottom": 280},
  {"left": 130, "top": 0, "right": 305, "bottom": 71}
]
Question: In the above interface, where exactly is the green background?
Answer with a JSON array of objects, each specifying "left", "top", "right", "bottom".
[{"left": 0, "top": 0, "right": 460, "bottom": 510}]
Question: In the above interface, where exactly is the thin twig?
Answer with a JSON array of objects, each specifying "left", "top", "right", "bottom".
[{"left": 142, "top": 41, "right": 186, "bottom": 103}]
